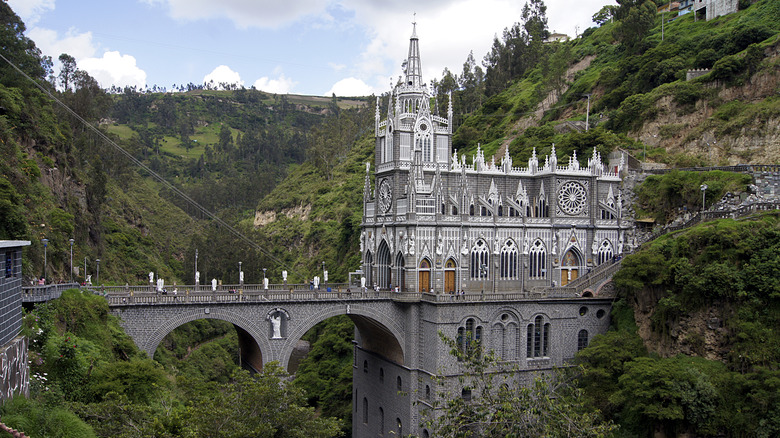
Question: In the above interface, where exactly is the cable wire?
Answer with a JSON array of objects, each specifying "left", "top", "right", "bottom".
[{"left": 0, "top": 52, "right": 307, "bottom": 282}]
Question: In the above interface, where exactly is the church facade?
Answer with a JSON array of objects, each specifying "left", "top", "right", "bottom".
[
  {"left": 352, "top": 24, "right": 630, "bottom": 437},
  {"left": 360, "top": 26, "right": 631, "bottom": 295}
]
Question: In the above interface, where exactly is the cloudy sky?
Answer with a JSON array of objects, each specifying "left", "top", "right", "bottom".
[{"left": 10, "top": 0, "right": 613, "bottom": 96}]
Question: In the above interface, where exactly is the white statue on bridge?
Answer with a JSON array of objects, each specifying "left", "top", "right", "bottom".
[
  {"left": 270, "top": 313, "right": 282, "bottom": 338},
  {"left": 240, "top": 271, "right": 244, "bottom": 283},
  {"left": 195, "top": 271, "right": 200, "bottom": 284},
  {"left": 211, "top": 278, "right": 217, "bottom": 291},
  {"left": 149, "top": 272, "right": 154, "bottom": 283}
]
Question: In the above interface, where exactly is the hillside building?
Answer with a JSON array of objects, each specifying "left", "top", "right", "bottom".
[{"left": 0, "top": 240, "right": 30, "bottom": 402}]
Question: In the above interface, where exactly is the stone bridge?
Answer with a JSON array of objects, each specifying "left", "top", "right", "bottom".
[
  {"left": 105, "top": 287, "right": 411, "bottom": 370},
  {"left": 99, "top": 283, "right": 602, "bottom": 373}
]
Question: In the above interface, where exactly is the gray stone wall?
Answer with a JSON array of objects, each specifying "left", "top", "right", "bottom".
[{"left": 0, "top": 336, "right": 29, "bottom": 401}]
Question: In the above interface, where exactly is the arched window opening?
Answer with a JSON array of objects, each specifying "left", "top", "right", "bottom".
[
  {"left": 470, "top": 240, "right": 489, "bottom": 280},
  {"left": 469, "top": 204, "right": 475, "bottom": 216},
  {"left": 500, "top": 240, "right": 518, "bottom": 279},
  {"left": 598, "top": 240, "right": 614, "bottom": 265},
  {"left": 397, "top": 376, "right": 402, "bottom": 391},
  {"left": 379, "top": 367, "right": 384, "bottom": 383},
  {"left": 498, "top": 205, "right": 503, "bottom": 216},
  {"left": 452, "top": 205, "right": 458, "bottom": 215},
  {"left": 363, "top": 397, "right": 368, "bottom": 424},
  {"left": 529, "top": 240, "right": 546, "bottom": 278},
  {"left": 363, "top": 360, "right": 368, "bottom": 373},
  {"left": 578, "top": 329, "right": 589, "bottom": 351},
  {"left": 458, "top": 318, "right": 482, "bottom": 359},
  {"left": 379, "top": 407, "right": 385, "bottom": 435},
  {"left": 527, "top": 315, "right": 550, "bottom": 358}
]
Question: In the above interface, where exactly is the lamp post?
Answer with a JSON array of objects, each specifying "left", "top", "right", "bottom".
[
  {"left": 238, "top": 261, "right": 243, "bottom": 285},
  {"left": 263, "top": 268, "right": 267, "bottom": 290},
  {"left": 700, "top": 184, "right": 708, "bottom": 213},
  {"left": 322, "top": 261, "right": 326, "bottom": 286},
  {"left": 195, "top": 248, "right": 198, "bottom": 284},
  {"left": 84, "top": 257, "right": 87, "bottom": 284},
  {"left": 69, "top": 238, "right": 74, "bottom": 283},
  {"left": 41, "top": 238, "right": 48, "bottom": 283},
  {"left": 96, "top": 258, "right": 101, "bottom": 285},
  {"left": 583, "top": 93, "right": 592, "bottom": 131}
]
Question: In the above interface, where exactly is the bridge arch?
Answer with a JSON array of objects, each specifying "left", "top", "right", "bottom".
[
  {"left": 142, "top": 307, "right": 271, "bottom": 371},
  {"left": 278, "top": 302, "right": 405, "bottom": 371}
]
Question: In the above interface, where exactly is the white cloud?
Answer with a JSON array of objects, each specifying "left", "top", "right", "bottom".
[
  {"left": 253, "top": 74, "right": 296, "bottom": 94},
  {"left": 146, "top": 0, "right": 329, "bottom": 29},
  {"left": 336, "top": 0, "right": 610, "bottom": 93},
  {"left": 28, "top": 27, "right": 96, "bottom": 62},
  {"left": 203, "top": 65, "right": 244, "bottom": 89},
  {"left": 7, "top": 0, "right": 54, "bottom": 25},
  {"left": 326, "top": 77, "right": 375, "bottom": 97},
  {"left": 79, "top": 51, "right": 147, "bottom": 89}
]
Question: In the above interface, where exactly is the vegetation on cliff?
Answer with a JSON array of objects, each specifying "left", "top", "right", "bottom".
[{"left": 577, "top": 213, "right": 780, "bottom": 437}]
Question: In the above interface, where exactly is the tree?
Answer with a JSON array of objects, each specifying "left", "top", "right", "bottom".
[
  {"left": 613, "top": 0, "right": 656, "bottom": 54},
  {"left": 58, "top": 53, "right": 77, "bottom": 91},
  {"left": 592, "top": 5, "right": 617, "bottom": 26},
  {"left": 427, "top": 333, "right": 616, "bottom": 437},
  {"left": 181, "top": 366, "right": 341, "bottom": 438}
]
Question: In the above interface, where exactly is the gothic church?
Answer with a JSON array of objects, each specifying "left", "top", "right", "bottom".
[{"left": 361, "top": 24, "right": 631, "bottom": 295}]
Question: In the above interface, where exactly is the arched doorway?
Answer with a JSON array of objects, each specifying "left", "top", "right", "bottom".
[
  {"left": 395, "top": 253, "right": 405, "bottom": 291},
  {"left": 444, "top": 258, "right": 457, "bottom": 293},
  {"left": 560, "top": 248, "right": 582, "bottom": 286},
  {"left": 418, "top": 259, "right": 431, "bottom": 292},
  {"left": 377, "top": 240, "right": 391, "bottom": 290}
]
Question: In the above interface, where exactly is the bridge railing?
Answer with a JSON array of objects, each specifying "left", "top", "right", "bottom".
[
  {"left": 22, "top": 283, "right": 80, "bottom": 302},
  {"left": 101, "top": 286, "right": 608, "bottom": 306}
]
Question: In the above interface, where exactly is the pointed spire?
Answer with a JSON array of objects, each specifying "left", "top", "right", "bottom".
[
  {"left": 375, "top": 96, "right": 381, "bottom": 133},
  {"left": 363, "top": 162, "right": 372, "bottom": 202},
  {"left": 447, "top": 91, "right": 453, "bottom": 131},
  {"left": 404, "top": 20, "right": 423, "bottom": 89},
  {"left": 529, "top": 147, "right": 538, "bottom": 174},
  {"left": 550, "top": 144, "right": 558, "bottom": 169}
]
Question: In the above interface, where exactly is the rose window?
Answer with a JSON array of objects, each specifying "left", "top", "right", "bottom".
[{"left": 557, "top": 181, "right": 587, "bottom": 215}]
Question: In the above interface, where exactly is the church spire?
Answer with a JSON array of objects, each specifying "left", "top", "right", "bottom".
[{"left": 403, "top": 19, "right": 423, "bottom": 89}]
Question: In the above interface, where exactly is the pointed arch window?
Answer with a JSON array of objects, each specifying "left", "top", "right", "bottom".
[
  {"left": 500, "top": 240, "right": 519, "bottom": 279},
  {"left": 578, "top": 329, "right": 589, "bottom": 351},
  {"left": 536, "top": 196, "right": 548, "bottom": 217},
  {"left": 470, "top": 240, "right": 489, "bottom": 280},
  {"left": 597, "top": 240, "right": 614, "bottom": 265},
  {"left": 457, "top": 318, "right": 483, "bottom": 360},
  {"left": 529, "top": 240, "right": 546, "bottom": 278},
  {"left": 527, "top": 315, "right": 550, "bottom": 358}
]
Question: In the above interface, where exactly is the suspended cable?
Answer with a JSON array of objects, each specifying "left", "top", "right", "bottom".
[{"left": 0, "top": 52, "right": 306, "bottom": 282}]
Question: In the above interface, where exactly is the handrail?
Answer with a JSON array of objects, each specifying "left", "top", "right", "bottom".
[
  {"left": 643, "top": 164, "right": 780, "bottom": 174},
  {"left": 21, "top": 283, "right": 80, "bottom": 302}
]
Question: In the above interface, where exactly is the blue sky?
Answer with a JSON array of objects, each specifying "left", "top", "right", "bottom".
[{"left": 10, "top": 0, "right": 614, "bottom": 96}]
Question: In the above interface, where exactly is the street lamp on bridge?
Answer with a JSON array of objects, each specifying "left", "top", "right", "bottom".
[
  {"left": 239, "top": 261, "right": 243, "bottom": 285},
  {"left": 41, "top": 238, "right": 48, "bottom": 283},
  {"left": 700, "top": 184, "right": 708, "bottom": 213},
  {"left": 69, "top": 238, "right": 74, "bottom": 283},
  {"left": 96, "top": 258, "right": 101, "bottom": 285}
]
